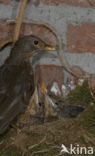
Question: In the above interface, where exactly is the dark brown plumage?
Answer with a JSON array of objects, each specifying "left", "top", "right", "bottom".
[{"left": 0, "top": 35, "right": 55, "bottom": 134}]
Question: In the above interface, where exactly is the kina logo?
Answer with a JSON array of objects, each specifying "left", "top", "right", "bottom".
[{"left": 60, "top": 144, "right": 94, "bottom": 155}]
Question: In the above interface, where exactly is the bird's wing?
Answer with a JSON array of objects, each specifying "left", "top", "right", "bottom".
[
  {"left": 0, "top": 80, "right": 31, "bottom": 134},
  {"left": 0, "top": 64, "right": 34, "bottom": 134},
  {"left": 0, "top": 65, "right": 9, "bottom": 99},
  {"left": 0, "top": 94, "right": 23, "bottom": 134},
  {"left": 0, "top": 65, "right": 22, "bottom": 134}
]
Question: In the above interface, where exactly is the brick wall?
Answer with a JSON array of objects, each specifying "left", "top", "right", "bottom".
[
  {"left": 42, "top": 0, "right": 95, "bottom": 7},
  {"left": 1, "top": 0, "right": 95, "bottom": 7},
  {"left": 36, "top": 65, "right": 64, "bottom": 90},
  {"left": 0, "top": 0, "right": 95, "bottom": 87},
  {"left": 0, "top": 0, "right": 11, "bottom": 5},
  {"left": 67, "top": 24, "right": 95, "bottom": 53}
]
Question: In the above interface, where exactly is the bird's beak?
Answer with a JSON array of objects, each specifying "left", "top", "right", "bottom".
[{"left": 44, "top": 45, "right": 56, "bottom": 52}]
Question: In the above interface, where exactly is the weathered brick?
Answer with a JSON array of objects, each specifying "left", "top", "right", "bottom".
[
  {"left": 35, "top": 65, "right": 64, "bottom": 91},
  {"left": 89, "top": 78, "right": 95, "bottom": 89},
  {"left": 1, "top": 0, "right": 95, "bottom": 7},
  {"left": 41, "top": 0, "right": 95, "bottom": 8},
  {"left": 71, "top": 66, "right": 85, "bottom": 77},
  {"left": 67, "top": 24, "right": 95, "bottom": 53},
  {"left": 0, "top": 21, "right": 56, "bottom": 48},
  {"left": 69, "top": 66, "right": 86, "bottom": 86},
  {"left": 0, "top": 0, "right": 11, "bottom": 5}
]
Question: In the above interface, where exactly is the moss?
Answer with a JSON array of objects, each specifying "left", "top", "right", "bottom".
[
  {"left": 79, "top": 105, "right": 95, "bottom": 135},
  {"left": 67, "top": 80, "right": 94, "bottom": 106}
]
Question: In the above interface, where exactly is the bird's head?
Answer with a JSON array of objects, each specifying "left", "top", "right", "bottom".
[{"left": 10, "top": 35, "right": 56, "bottom": 64}]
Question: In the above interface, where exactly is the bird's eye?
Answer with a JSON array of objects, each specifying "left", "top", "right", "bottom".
[{"left": 34, "top": 40, "right": 39, "bottom": 45}]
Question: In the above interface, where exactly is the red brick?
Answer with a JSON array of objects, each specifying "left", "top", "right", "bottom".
[
  {"left": 35, "top": 65, "right": 64, "bottom": 91},
  {"left": 71, "top": 66, "right": 85, "bottom": 77},
  {"left": 89, "top": 78, "right": 95, "bottom": 90},
  {"left": 41, "top": 0, "right": 95, "bottom": 8},
  {"left": 67, "top": 24, "right": 95, "bottom": 53},
  {"left": 0, "top": 21, "right": 57, "bottom": 48},
  {"left": 0, "top": 0, "right": 11, "bottom": 4}
]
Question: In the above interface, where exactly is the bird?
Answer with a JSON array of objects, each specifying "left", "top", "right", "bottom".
[
  {"left": 0, "top": 35, "right": 56, "bottom": 134},
  {"left": 56, "top": 104, "right": 85, "bottom": 118},
  {"left": 48, "top": 94, "right": 85, "bottom": 118}
]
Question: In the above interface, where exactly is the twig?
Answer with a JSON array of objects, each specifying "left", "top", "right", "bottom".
[
  {"left": 0, "top": 0, "right": 29, "bottom": 49},
  {"left": 83, "top": 133, "right": 95, "bottom": 145},
  {"left": 32, "top": 149, "right": 50, "bottom": 155},
  {"left": 32, "top": 145, "right": 60, "bottom": 156},
  {"left": 0, "top": 140, "right": 4, "bottom": 145},
  {"left": 28, "top": 136, "right": 46, "bottom": 150},
  {"left": 88, "top": 79, "right": 95, "bottom": 102},
  {"left": 13, "top": 0, "right": 29, "bottom": 43}
]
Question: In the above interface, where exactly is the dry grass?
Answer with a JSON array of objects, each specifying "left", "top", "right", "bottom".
[
  {"left": 0, "top": 81, "right": 95, "bottom": 156},
  {"left": 0, "top": 110, "right": 95, "bottom": 156}
]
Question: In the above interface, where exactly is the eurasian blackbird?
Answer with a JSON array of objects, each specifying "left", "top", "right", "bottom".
[{"left": 0, "top": 35, "right": 55, "bottom": 134}]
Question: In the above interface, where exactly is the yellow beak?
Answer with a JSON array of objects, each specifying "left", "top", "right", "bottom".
[
  {"left": 41, "top": 81, "right": 47, "bottom": 94},
  {"left": 44, "top": 45, "right": 56, "bottom": 51}
]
